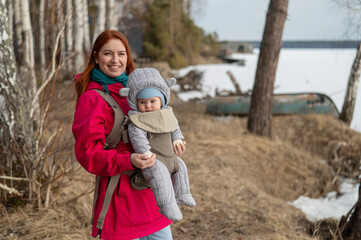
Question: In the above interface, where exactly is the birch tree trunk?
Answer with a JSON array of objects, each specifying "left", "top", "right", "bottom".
[
  {"left": 0, "top": 0, "right": 18, "bottom": 135},
  {"left": 93, "top": 0, "right": 106, "bottom": 42},
  {"left": 0, "top": 0, "right": 34, "bottom": 202},
  {"left": 82, "top": 0, "right": 91, "bottom": 52},
  {"left": 20, "top": 0, "right": 40, "bottom": 124},
  {"left": 39, "top": 0, "right": 46, "bottom": 77},
  {"left": 106, "top": 0, "right": 118, "bottom": 30},
  {"left": 13, "top": 0, "right": 22, "bottom": 60},
  {"left": 247, "top": 0, "right": 289, "bottom": 138},
  {"left": 57, "top": 1, "right": 65, "bottom": 61},
  {"left": 6, "top": 0, "right": 13, "bottom": 39},
  {"left": 339, "top": 43, "right": 361, "bottom": 125},
  {"left": 66, "top": 0, "right": 74, "bottom": 72},
  {"left": 1, "top": 0, "right": 78, "bottom": 207},
  {"left": 1, "top": 0, "right": 18, "bottom": 201},
  {"left": 48, "top": 0, "right": 56, "bottom": 48},
  {"left": 74, "top": 0, "right": 85, "bottom": 72},
  {"left": 20, "top": 0, "right": 40, "bottom": 200}
]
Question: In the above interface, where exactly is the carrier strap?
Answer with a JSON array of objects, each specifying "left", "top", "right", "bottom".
[
  {"left": 93, "top": 89, "right": 128, "bottom": 148},
  {"left": 90, "top": 89, "right": 130, "bottom": 232},
  {"left": 91, "top": 175, "right": 101, "bottom": 225},
  {"left": 96, "top": 173, "right": 121, "bottom": 229}
]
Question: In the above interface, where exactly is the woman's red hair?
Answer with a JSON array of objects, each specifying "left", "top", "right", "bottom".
[{"left": 75, "top": 30, "right": 136, "bottom": 99}]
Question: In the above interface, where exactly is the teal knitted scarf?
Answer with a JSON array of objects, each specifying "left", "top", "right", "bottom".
[{"left": 91, "top": 67, "right": 128, "bottom": 93}]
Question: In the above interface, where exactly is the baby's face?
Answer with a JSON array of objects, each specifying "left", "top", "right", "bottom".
[{"left": 137, "top": 96, "right": 162, "bottom": 112}]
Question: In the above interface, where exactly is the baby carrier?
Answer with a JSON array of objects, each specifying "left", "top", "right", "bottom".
[{"left": 91, "top": 89, "right": 149, "bottom": 235}]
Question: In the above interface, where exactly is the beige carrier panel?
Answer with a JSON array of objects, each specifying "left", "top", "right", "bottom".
[{"left": 129, "top": 108, "right": 178, "bottom": 133}]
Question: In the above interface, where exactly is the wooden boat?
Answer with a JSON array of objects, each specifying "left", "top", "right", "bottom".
[{"left": 206, "top": 92, "right": 339, "bottom": 117}]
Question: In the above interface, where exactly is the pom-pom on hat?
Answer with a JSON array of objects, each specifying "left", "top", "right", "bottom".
[{"left": 136, "top": 88, "right": 166, "bottom": 106}]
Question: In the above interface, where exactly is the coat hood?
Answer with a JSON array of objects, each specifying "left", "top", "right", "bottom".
[{"left": 119, "top": 68, "right": 177, "bottom": 111}]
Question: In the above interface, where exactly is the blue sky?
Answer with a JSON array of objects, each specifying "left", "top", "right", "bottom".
[{"left": 192, "top": 0, "right": 360, "bottom": 41}]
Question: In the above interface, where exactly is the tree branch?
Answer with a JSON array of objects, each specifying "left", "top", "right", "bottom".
[{"left": 0, "top": 183, "right": 23, "bottom": 196}]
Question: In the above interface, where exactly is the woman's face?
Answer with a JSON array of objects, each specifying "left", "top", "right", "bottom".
[{"left": 95, "top": 39, "right": 128, "bottom": 78}]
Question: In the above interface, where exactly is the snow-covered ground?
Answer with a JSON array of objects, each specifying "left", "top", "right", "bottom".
[
  {"left": 174, "top": 48, "right": 360, "bottom": 132},
  {"left": 173, "top": 48, "right": 360, "bottom": 222},
  {"left": 290, "top": 179, "right": 359, "bottom": 222}
]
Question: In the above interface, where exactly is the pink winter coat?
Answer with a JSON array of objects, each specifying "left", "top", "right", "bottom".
[{"left": 72, "top": 81, "right": 172, "bottom": 240}]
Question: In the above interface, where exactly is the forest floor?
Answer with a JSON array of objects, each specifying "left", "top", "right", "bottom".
[{"left": 1, "top": 66, "right": 361, "bottom": 240}]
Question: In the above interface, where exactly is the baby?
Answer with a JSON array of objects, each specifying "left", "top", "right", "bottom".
[{"left": 119, "top": 68, "right": 196, "bottom": 221}]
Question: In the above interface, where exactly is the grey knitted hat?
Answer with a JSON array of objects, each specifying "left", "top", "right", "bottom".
[{"left": 119, "top": 68, "right": 177, "bottom": 110}]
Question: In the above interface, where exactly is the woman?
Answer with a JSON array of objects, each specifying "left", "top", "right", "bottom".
[{"left": 72, "top": 30, "right": 173, "bottom": 240}]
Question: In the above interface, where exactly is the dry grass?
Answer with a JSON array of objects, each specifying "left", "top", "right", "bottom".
[
  {"left": 1, "top": 83, "right": 361, "bottom": 239},
  {"left": 273, "top": 114, "right": 361, "bottom": 180},
  {"left": 170, "top": 103, "right": 336, "bottom": 240},
  {"left": 0, "top": 170, "right": 94, "bottom": 240}
]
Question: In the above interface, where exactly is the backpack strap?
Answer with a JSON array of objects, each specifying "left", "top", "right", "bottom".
[{"left": 90, "top": 89, "right": 132, "bottom": 234}]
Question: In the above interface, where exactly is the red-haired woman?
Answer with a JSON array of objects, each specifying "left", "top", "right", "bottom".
[{"left": 72, "top": 30, "right": 173, "bottom": 240}]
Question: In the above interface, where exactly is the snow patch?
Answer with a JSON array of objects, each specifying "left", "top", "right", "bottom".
[{"left": 289, "top": 179, "right": 359, "bottom": 222}]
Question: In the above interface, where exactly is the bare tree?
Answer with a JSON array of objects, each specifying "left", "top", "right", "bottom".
[
  {"left": 1, "top": 0, "right": 78, "bottom": 208},
  {"left": 330, "top": 3, "right": 361, "bottom": 239},
  {"left": 106, "top": 0, "right": 118, "bottom": 30},
  {"left": 0, "top": 0, "right": 34, "bottom": 202},
  {"left": 6, "top": 0, "right": 13, "bottom": 39},
  {"left": 13, "top": 0, "right": 22, "bottom": 58},
  {"left": 339, "top": 43, "right": 361, "bottom": 125},
  {"left": 19, "top": 0, "right": 40, "bottom": 125},
  {"left": 74, "top": 0, "right": 85, "bottom": 72},
  {"left": 82, "top": 0, "right": 91, "bottom": 51},
  {"left": 57, "top": 1, "right": 66, "bottom": 67},
  {"left": 39, "top": 0, "right": 46, "bottom": 76},
  {"left": 93, "top": 0, "right": 106, "bottom": 42},
  {"left": 66, "top": 0, "right": 74, "bottom": 72},
  {"left": 247, "top": 0, "right": 289, "bottom": 138},
  {"left": 335, "top": 0, "right": 361, "bottom": 125},
  {"left": 334, "top": 0, "right": 361, "bottom": 39}
]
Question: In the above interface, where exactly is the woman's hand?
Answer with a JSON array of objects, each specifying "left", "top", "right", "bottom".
[
  {"left": 130, "top": 153, "right": 156, "bottom": 169},
  {"left": 173, "top": 140, "right": 186, "bottom": 156}
]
